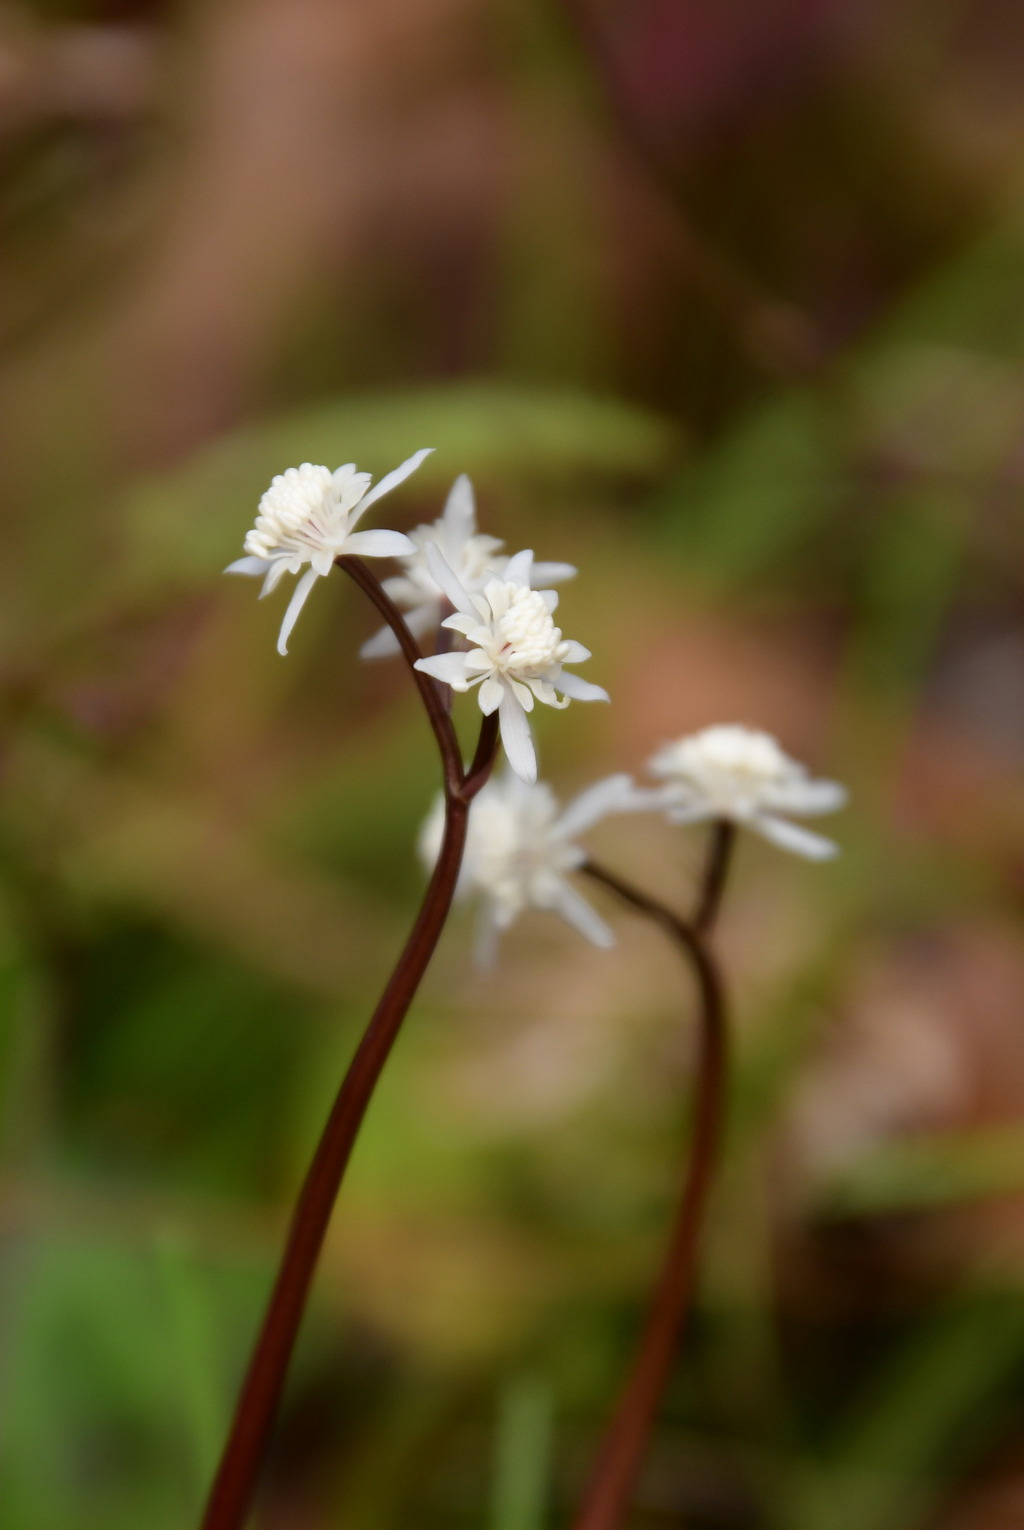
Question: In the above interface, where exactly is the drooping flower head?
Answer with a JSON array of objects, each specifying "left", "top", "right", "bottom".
[
  {"left": 361, "top": 474, "right": 576, "bottom": 659},
  {"left": 645, "top": 724, "right": 847, "bottom": 859},
  {"left": 225, "top": 449, "right": 432, "bottom": 654},
  {"left": 413, "top": 545, "right": 608, "bottom": 783},
  {"left": 419, "top": 771, "right": 637, "bottom": 960}
]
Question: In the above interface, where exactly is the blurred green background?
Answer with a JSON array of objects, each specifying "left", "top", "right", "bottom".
[{"left": 5, "top": 1, "right": 1024, "bottom": 1526}]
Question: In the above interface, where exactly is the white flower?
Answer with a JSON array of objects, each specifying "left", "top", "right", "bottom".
[
  {"left": 412, "top": 545, "right": 608, "bottom": 783},
  {"left": 361, "top": 474, "right": 576, "bottom": 659},
  {"left": 420, "top": 771, "right": 636, "bottom": 960},
  {"left": 225, "top": 449, "right": 432, "bottom": 654},
  {"left": 645, "top": 724, "right": 847, "bottom": 859}
]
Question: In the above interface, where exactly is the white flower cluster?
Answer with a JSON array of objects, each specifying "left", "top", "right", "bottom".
[
  {"left": 644, "top": 724, "right": 847, "bottom": 860},
  {"left": 226, "top": 450, "right": 431, "bottom": 654},
  {"left": 225, "top": 453, "right": 847, "bottom": 963},
  {"left": 228, "top": 456, "right": 606, "bottom": 781},
  {"left": 361, "top": 474, "right": 575, "bottom": 659},
  {"left": 420, "top": 771, "right": 638, "bottom": 961},
  {"left": 421, "top": 725, "right": 846, "bottom": 958}
]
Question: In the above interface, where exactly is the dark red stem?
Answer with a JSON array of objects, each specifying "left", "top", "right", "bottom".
[
  {"left": 571, "top": 847, "right": 730, "bottom": 1530},
  {"left": 692, "top": 819, "right": 736, "bottom": 937},
  {"left": 199, "top": 562, "right": 498, "bottom": 1530}
]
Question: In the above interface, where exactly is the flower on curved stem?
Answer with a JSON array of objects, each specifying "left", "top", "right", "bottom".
[
  {"left": 419, "top": 770, "right": 636, "bottom": 960},
  {"left": 413, "top": 544, "right": 608, "bottom": 782},
  {"left": 644, "top": 723, "right": 847, "bottom": 859},
  {"left": 225, "top": 449, "right": 432, "bottom": 654},
  {"left": 361, "top": 473, "right": 576, "bottom": 659}
]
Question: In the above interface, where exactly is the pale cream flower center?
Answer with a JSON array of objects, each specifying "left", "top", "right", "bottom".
[
  {"left": 492, "top": 587, "right": 567, "bottom": 676},
  {"left": 245, "top": 464, "right": 351, "bottom": 561}
]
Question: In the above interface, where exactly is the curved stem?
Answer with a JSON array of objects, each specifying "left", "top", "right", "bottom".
[
  {"left": 199, "top": 567, "right": 498, "bottom": 1530},
  {"left": 692, "top": 819, "right": 736, "bottom": 937},
  {"left": 570, "top": 859, "right": 729, "bottom": 1530},
  {"left": 339, "top": 555, "right": 463, "bottom": 795}
]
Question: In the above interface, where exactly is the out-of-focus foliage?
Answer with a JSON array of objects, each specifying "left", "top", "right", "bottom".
[{"left": 4, "top": 1, "right": 1024, "bottom": 1527}]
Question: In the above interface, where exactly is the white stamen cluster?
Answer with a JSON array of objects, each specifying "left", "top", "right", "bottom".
[
  {"left": 414, "top": 545, "right": 607, "bottom": 782},
  {"left": 225, "top": 449, "right": 432, "bottom": 654},
  {"left": 362, "top": 474, "right": 574, "bottom": 659}
]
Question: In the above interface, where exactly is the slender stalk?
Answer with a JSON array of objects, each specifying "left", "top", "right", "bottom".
[
  {"left": 570, "top": 845, "right": 731, "bottom": 1530},
  {"left": 692, "top": 819, "right": 736, "bottom": 937},
  {"left": 199, "top": 564, "right": 498, "bottom": 1530},
  {"left": 339, "top": 556, "right": 463, "bottom": 795}
]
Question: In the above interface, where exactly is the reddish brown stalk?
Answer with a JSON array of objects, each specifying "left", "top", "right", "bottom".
[
  {"left": 692, "top": 819, "right": 736, "bottom": 937},
  {"left": 199, "top": 559, "right": 499, "bottom": 1530},
  {"left": 572, "top": 833, "right": 731, "bottom": 1530}
]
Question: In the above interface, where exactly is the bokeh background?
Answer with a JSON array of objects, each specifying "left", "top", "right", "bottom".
[{"left": 5, "top": 2, "right": 1024, "bottom": 1526}]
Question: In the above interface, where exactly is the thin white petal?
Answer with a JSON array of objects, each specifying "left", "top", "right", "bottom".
[
  {"left": 550, "top": 881, "right": 616, "bottom": 948},
  {"left": 665, "top": 802, "right": 715, "bottom": 825},
  {"left": 360, "top": 624, "right": 403, "bottom": 660},
  {"left": 225, "top": 556, "right": 270, "bottom": 577},
  {"left": 345, "top": 529, "right": 416, "bottom": 558},
  {"left": 277, "top": 567, "right": 319, "bottom": 655},
  {"left": 761, "top": 779, "right": 848, "bottom": 816},
  {"left": 360, "top": 602, "right": 438, "bottom": 660},
  {"left": 414, "top": 652, "right": 472, "bottom": 688},
  {"left": 425, "top": 541, "right": 476, "bottom": 615},
  {"left": 478, "top": 676, "right": 504, "bottom": 715},
  {"left": 441, "top": 474, "right": 476, "bottom": 544},
  {"left": 539, "top": 590, "right": 559, "bottom": 613},
  {"left": 473, "top": 908, "right": 501, "bottom": 970},
  {"left": 557, "top": 774, "right": 637, "bottom": 839},
  {"left": 260, "top": 559, "right": 291, "bottom": 597},
  {"left": 499, "top": 688, "right": 537, "bottom": 782},
  {"left": 530, "top": 561, "right": 576, "bottom": 585},
  {"left": 354, "top": 448, "right": 433, "bottom": 517},
  {"left": 552, "top": 672, "right": 610, "bottom": 703},
  {"left": 559, "top": 639, "right": 591, "bottom": 663},
  {"left": 504, "top": 549, "right": 534, "bottom": 587},
  {"left": 753, "top": 814, "right": 839, "bottom": 860}
]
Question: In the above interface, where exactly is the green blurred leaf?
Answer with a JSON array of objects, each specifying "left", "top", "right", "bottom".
[
  {"left": 120, "top": 383, "right": 678, "bottom": 590},
  {"left": 490, "top": 1373, "right": 553, "bottom": 1530},
  {"left": 782, "top": 1293, "right": 1024, "bottom": 1530},
  {"left": 815, "top": 1125, "right": 1024, "bottom": 1219},
  {"left": 655, "top": 388, "right": 844, "bottom": 584}
]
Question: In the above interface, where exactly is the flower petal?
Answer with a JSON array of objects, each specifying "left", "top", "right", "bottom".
[
  {"left": 478, "top": 676, "right": 504, "bottom": 715},
  {"left": 425, "top": 541, "right": 476, "bottom": 615},
  {"left": 761, "top": 778, "right": 848, "bottom": 816},
  {"left": 353, "top": 447, "right": 434, "bottom": 518},
  {"left": 499, "top": 687, "right": 537, "bottom": 782},
  {"left": 441, "top": 473, "right": 476, "bottom": 546},
  {"left": 360, "top": 603, "right": 436, "bottom": 660},
  {"left": 753, "top": 813, "right": 839, "bottom": 860},
  {"left": 260, "top": 559, "right": 292, "bottom": 597},
  {"left": 530, "top": 560, "right": 576, "bottom": 586},
  {"left": 225, "top": 556, "right": 270, "bottom": 577},
  {"left": 557, "top": 774, "right": 638, "bottom": 838},
  {"left": 473, "top": 908, "right": 501, "bottom": 970},
  {"left": 503, "top": 549, "right": 534, "bottom": 587},
  {"left": 559, "top": 639, "right": 591, "bottom": 663},
  {"left": 414, "top": 652, "right": 472, "bottom": 689},
  {"left": 552, "top": 671, "right": 610, "bottom": 703},
  {"left": 549, "top": 880, "right": 616, "bottom": 948},
  {"left": 345, "top": 529, "right": 416, "bottom": 559},
  {"left": 277, "top": 567, "right": 320, "bottom": 655},
  {"left": 665, "top": 802, "right": 715, "bottom": 825},
  {"left": 360, "top": 624, "right": 403, "bottom": 660}
]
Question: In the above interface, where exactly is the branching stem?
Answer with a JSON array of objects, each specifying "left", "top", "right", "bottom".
[
  {"left": 571, "top": 826, "right": 732, "bottom": 1530},
  {"left": 199, "top": 560, "right": 498, "bottom": 1530}
]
